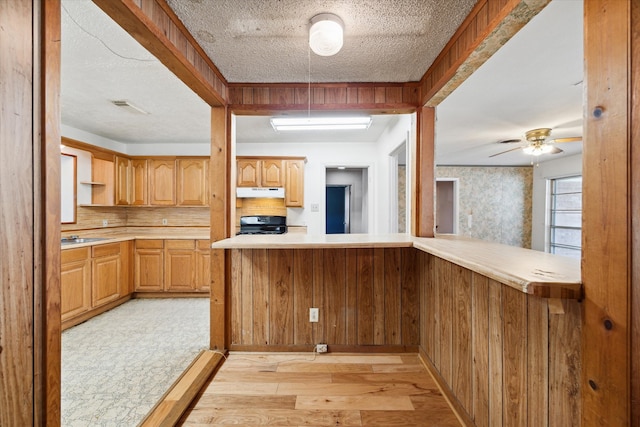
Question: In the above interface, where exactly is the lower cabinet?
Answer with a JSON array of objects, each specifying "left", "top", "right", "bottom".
[
  {"left": 61, "top": 247, "right": 91, "bottom": 322},
  {"left": 135, "top": 239, "right": 210, "bottom": 293},
  {"left": 61, "top": 241, "right": 130, "bottom": 327}
]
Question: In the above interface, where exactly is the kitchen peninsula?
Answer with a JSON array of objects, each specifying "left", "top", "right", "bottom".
[{"left": 212, "top": 233, "right": 582, "bottom": 425}]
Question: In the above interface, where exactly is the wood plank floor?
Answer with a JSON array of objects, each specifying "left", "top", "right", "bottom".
[{"left": 179, "top": 353, "right": 461, "bottom": 426}]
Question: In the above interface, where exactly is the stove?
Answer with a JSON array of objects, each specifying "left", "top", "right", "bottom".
[{"left": 238, "top": 215, "right": 287, "bottom": 235}]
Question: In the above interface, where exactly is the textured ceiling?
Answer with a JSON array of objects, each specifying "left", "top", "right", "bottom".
[{"left": 165, "top": 0, "right": 477, "bottom": 83}]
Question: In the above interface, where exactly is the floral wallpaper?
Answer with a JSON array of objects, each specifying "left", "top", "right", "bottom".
[
  {"left": 436, "top": 166, "right": 533, "bottom": 248},
  {"left": 398, "top": 165, "right": 407, "bottom": 233}
]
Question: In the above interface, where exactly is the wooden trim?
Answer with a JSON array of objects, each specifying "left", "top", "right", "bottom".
[
  {"left": 229, "top": 344, "right": 419, "bottom": 353},
  {"left": 632, "top": 1, "right": 640, "bottom": 423},
  {"left": 132, "top": 292, "right": 208, "bottom": 299},
  {"left": 92, "top": 0, "right": 226, "bottom": 107},
  {"left": 210, "top": 106, "right": 229, "bottom": 351},
  {"left": 63, "top": 137, "right": 209, "bottom": 160},
  {"left": 418, "top": 349, "right": 474, "bottom": 427},
  {"left": 415, "top": 107, "right": 435, "bottom": 237},
  {"left": 582, "top": 1, "right": 632, "bottom": 425},
  {"left": 139, "top": 350, "right": 224, "bottom": 427},
  {"left": 40, "top": 0, "right": 62, "bottom": 425},
  {"left": 237, "top": 155, "right": 306, "bottom": 162},
  {"left": 228, "top": 82, "right": 420, "bottom": 111}
]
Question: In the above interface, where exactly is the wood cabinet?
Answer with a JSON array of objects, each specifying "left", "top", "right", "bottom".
[
  {"left": 285, "top": 159, "right": 304, "bottom": 207},
  {"left": 91, "top": 243, "right": 122, "bottom": 307},
  {"left": 165, "top": 240, "right": 196, "bottom": 291},
  {"left": 177, "top": 159, "right": 209, "bottom": 206},
  {"left": 134, "top": 239, "right": 164, "bottom": 291},
  {"left": 135, "top": 239, "right": 209, "bottom": 293},
  {"left": 195, "top": 239, "right": 211, "bottom": 291},
  {"left": 90, "top": 156, "right": 115, "bottom": 205},
  {"left": 237, "top": 159, "right": 260, "bottom": 187},
  {"left": 237, "top": 157, "right": 305, "bottom": 207},
  {"left": 131, "top": 159, "right": 148, "bottom": 205},
  {"left": 61, "top": 247, "right": 91, "bottom": 322},
  {"left": 261, "top": 159, "right": 284, "bottom": 187},
  {"left": 149, "top": 159, "right": 176, "bottom": 205},
  {"left": 115, "top": 156, "right": 132, "bottom": 205}
]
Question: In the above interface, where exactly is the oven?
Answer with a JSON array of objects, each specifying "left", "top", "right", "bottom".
[{"left": 237, "top": 215, "right": 287, "bottom": 235}]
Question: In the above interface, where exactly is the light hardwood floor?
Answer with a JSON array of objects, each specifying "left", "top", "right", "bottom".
[{"left": 179, "top": 353, "right": 461, "bottom": 426}]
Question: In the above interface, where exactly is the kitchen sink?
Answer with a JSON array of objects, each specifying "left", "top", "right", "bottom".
[{"left": 61, "top": 237, "right": 108, "bottom": 245}]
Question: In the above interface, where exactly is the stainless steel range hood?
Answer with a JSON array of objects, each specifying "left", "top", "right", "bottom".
[{"left": 236, "top": 187, "right": 285, "bottom": 198}]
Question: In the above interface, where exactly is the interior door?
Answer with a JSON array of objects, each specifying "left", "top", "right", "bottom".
[{"left": 326, "top": 185, "right": 350, "bottom": 234}]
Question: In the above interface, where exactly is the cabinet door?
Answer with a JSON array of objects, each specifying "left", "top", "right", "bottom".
[
  {"left": 61, "top": 248, "right": 91, "bottom": 321},
  {"left": 149, "top": 159, "right": 176, "bottom": 205},
  {"left": 237, "top": 159, "right": 260, "bottom": 187},
  {"left": 285, "top": 159, "right": 305, "bottom": 207},
  {"left": 92, "top": 243, "right": 121, "bottom": 307},
  {"left": 261, "top": 159, "right": 284, "bottom": 187},
  {"left": 134, "top": 240, "right": 164, "bottom": 291},
  {"left": 119, "top": 241, "right": 133, "bottom": 296},
  {"left": 177, "top": 159, "right": 209, "bottom": 206},
  {"left": 165, "top": 240, "right": 196, "bottom": 291},
  {"left": 195, "top": 240, "right": 210, "bottom": 292},
  {"left": 115, "top": 156, "right": 131, "bottom": 205},
  {"left": 131, "top": 159, "right": 148, "bottom": 205}
]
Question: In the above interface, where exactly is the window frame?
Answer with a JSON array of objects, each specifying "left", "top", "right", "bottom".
[{"left": 546, "top": 174, "right": 582, "bottom": 258}]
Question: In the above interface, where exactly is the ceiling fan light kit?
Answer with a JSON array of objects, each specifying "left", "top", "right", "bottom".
[
  {"left": 490, "top": 127, "right": 581, "bottom": 158},
  {"left": 309, "top": 13, "right": 344, "bottom": 56}
]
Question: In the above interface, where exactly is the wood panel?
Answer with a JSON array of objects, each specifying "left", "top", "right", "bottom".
[
  {"left": 419, "top": 256, "right": 582, "bottom": 426},
  {"left": 632, "top": 2, "right": 640, "bottom": 424},
  {"left": 415, "top": 107, "right": 435, "bottom": 237},
  {"left": 93, "top": 0, "right": 226, "bottom": 107},
  {"left": 229, "top": 248, "right": 421, "bottom": 350},
  {"left": 583, "top": 1, "right": 632, "bottom": 425},
  {"left": 228, "top": 83, "right": 420, "bottom": 111}
]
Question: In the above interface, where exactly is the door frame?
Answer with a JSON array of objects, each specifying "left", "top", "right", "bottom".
[{"left": 435, "top": 178, "right": 459, "bottom": 234}]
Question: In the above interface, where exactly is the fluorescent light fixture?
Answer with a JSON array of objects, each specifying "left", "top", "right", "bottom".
[
  {"left": 110, "top": 99, "right": 149, "bottom": 115},
  {"left": 309, "top": 13, "right": 344, "bottom": 56},
  {"left": 270, "top": 116, "right": 372, "bottom": 131}
]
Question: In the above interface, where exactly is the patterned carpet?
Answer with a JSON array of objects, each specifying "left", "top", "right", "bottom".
[{"left": 61, "top": 298, "right": 209, "bottom": 426}]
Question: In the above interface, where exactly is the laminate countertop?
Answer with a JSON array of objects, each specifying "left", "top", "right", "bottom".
[
  {"left": 212, "top": 233, "right": 582, "bottom": 299},
  {"left": 61, "top": 227, "right": 210, "bottom": 249}
]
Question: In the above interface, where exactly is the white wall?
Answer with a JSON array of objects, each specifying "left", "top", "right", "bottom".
[{"left": 531, "top": 154, "right": 582, "bottom": 251}]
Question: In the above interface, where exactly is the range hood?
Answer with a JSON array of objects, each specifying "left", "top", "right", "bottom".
[{"left": 236, "top": 187, "right": 285, "bottom": 198}]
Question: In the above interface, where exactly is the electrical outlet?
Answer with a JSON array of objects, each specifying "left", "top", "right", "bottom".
[
  {"left": 309, "top": 307, "right": 319, "bottom": 322},
  {"left": 162, "top": 218, "right": 168, "bottom": 225},
  {"left": 310, "top": 203, "right": 320, "bottom": 212},
  {"left": 102, "top": 219, "right": 108, "bottom": 227},
  {"left": 316, "top": 344, "right": 328, "bottom": 353}
]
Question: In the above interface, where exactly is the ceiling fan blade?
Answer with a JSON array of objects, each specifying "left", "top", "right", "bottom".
[
  {"left": 552, "top": 136, "right": 582, "bottom": 144},
  {"left": 549, "top": 146, "right": 564, "bottom": 154},
  {"left": 489, "top": 146, "right": 523, "bottom": 157}
]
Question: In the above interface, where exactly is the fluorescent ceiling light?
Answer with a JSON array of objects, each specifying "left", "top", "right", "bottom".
[{"left": 270, "top": 116, "right": 372, "bottom": 131}]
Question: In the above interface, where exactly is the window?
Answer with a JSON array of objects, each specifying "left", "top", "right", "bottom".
[{"left": 548, "top": 176, "right": 582, "bottom": 258}]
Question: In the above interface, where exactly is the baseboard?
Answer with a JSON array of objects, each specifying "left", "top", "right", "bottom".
[
  {"left": 139, "top": 350, "right": 226, "bottom": 427},
  {"left": 229, "top": 344, "right": 419, "bottom": 353},
  {"left": 418, "top": 347, "right": 474, "bottom": 427},
  {"left": 133, "top": 292, "right": 209, "bottom": 298},
  {"left": 61, "top": 295, "right": 132, "bottom": 331}
]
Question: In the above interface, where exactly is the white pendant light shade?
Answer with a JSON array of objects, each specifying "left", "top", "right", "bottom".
[{"left": 309, "top": 13, "right": 344, "bottom": 56}]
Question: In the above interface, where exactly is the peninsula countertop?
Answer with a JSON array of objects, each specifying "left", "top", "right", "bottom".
[{"left": 212, "top": 233, "right": 582, "bottom": 299}]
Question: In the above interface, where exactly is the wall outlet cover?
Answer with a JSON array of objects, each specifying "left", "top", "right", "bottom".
[{"left": 316, "top": 344, "right": 328, "bottom": 353}]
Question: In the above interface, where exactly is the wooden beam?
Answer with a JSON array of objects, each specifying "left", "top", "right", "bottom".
[
  {"left": 632, "top": 1, "right": 640, "bottom": 423},
  {"left": 420, "top": 0, "right": 549, "bottom": 107},
  {"left": 93, "top": 0, "right": 226, "bottom": 107},
  {"left": 210, "top": 105, "right": 229, "bottom": 350},
  {"left": 582, "top": 1, "right": 631, "bottom": 425},
  {"left": 415, "top": 107, "right": 435, "bottom": 237}
]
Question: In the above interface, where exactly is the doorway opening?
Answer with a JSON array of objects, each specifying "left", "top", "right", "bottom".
[
  {"left": 435, "top": 178, "right": 459, "bottom": 234},
  {"left": 326, "top": 167, "right": 369, "bottom": 234}
]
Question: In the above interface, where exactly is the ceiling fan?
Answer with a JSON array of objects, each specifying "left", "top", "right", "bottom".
[{"left": 490, "top": 127, "right": 582, "bottom": 158}]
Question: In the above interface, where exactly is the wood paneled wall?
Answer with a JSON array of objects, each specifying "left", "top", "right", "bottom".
[
  {"left": 93, "top": 0, "right": 226, "bottom": 106},
  {"left": 229, "top": 248, "right": 420, "bottom": 351},
  {"left": 420, "top": 0, "right": 549, "bottom": 106},
  {"left": 419, "top": 253, "right": 581, "bottom": 426},
  {"left": 228, "top": 83, "right": 420, "bottom": 112}
]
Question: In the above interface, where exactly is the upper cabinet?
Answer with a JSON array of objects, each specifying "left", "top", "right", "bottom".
[
  {"left": 261, "top": 159, "right": 284, "bottom": 187},
  {"left": 177, "top": 159, "right": 209, "bottom": 206},
  {"left": 131, "top": 159, "right": 148, "bottom": 205},
  {"left": 237, "top": 157, "right": 305, "bottom": 207},
  {"left": 115, "top": 156, "right": 131, "bottom": 205},
  {"left": 149, "top": 159, "right": 176, "bottom": 205},
  {"left": 90, "top": 156, "right": 115, "bottom": 206},
  {"left": 237, "top": 159, "right": 260, "bottom": 187}
]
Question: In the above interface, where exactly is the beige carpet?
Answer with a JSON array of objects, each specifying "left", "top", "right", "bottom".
[{"left": 61, "top": 298, "right": 209, "bottom": 426}]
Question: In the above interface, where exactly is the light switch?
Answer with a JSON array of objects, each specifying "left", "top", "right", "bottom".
[{"left": 311, "top": 203, "right": 320, "bottom": 212}]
